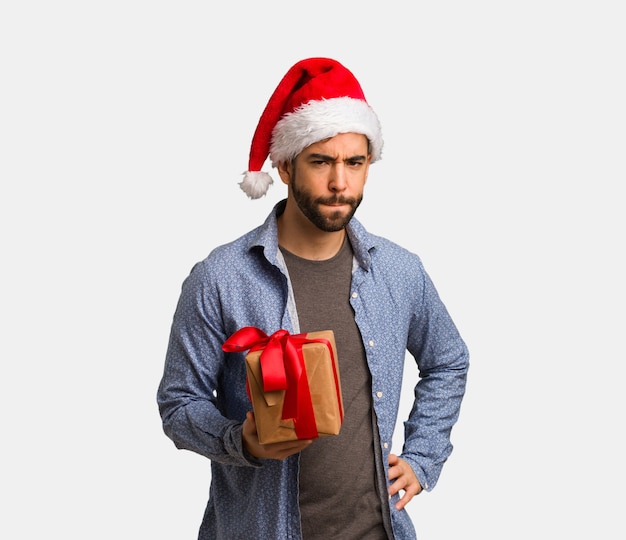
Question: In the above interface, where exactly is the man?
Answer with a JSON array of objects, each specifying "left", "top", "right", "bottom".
[{"left": 157, "top": 57, "right": 469, "bottom": 539}]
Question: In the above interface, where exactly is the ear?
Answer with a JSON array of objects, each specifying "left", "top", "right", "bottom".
[{"left": 277, "top": 161, "right": 292, "bottom": 186}]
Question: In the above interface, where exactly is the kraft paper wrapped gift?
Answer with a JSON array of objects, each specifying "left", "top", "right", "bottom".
[{"left": 222, "top": 327, "right": 344, "bottom": 444}]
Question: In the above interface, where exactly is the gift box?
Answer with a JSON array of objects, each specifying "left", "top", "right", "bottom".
[{"left": 222, "top": 327, "right": 344, "bottom": 444}]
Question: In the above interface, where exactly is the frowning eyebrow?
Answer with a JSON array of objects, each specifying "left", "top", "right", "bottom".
[{"left": 307, "top": 153, "right": 368, "bottom": 163}]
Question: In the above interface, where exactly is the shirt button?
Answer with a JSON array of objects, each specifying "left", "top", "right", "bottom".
[
  {"left": 383, "top": 442, "right": 389, "bottom": 449},
  {"left": 368, "top": 339, "right": 374, "bottom": 347},
  {"left": 376, "top": 391, "right": 383, "bottom": 398},
  {"left": 351, "top": 292, "right": 358, "bottom": 298}
]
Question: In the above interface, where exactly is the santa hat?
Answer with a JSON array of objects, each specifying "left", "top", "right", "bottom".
[{"left": 240, "top": 57, "right": 383, "bottom": 199}]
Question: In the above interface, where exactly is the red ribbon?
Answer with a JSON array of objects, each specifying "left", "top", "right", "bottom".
[{"left": 222, "top": 326, "right": 340, "bottom": 439}]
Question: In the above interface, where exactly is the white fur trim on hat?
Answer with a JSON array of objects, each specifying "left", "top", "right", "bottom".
[{"left": 269, "top": 97, "right": 383, "bottom": 167}]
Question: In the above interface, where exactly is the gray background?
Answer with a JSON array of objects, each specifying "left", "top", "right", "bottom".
[{"left": 2, "top": 1, "right": 624, "bottom": 538}]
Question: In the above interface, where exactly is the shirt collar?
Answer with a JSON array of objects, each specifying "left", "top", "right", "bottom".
[{"left": 247, "top": 199, "right": 374, "bottom": 271}]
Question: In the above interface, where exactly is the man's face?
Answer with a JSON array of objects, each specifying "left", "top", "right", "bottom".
[{"left": 280, "top": 132, "right": 371, "bottom": 232}]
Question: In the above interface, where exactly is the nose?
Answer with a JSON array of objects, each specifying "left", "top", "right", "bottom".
[{"left": 329, "top": 164, "right": 347, "bottom": 192}]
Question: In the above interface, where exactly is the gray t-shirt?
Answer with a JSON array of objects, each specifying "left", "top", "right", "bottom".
[{"left": 280, "top": 238, "right": 391, "bottom": 539}]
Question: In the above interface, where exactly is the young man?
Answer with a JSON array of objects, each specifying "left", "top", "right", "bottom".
[{"left": 157, "top": 57, "right": 469, "bottom": 539}]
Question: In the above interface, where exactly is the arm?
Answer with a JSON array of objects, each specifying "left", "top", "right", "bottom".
[
  {"left": 157, "top": 260, "right": 311, "bottom": 465},
  {"left": 157, "top": 261, "right": 256, "bottom": 467},
  {"left": 400, "top": 267, "right": 470, "bottom": 492}
]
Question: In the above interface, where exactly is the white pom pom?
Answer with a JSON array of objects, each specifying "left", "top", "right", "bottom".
[{"left": 239, "top": 171, "right": 273, "bottom": 199}]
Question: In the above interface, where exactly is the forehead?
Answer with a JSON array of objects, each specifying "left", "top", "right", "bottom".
[{"left": 302, "top": 132, "right": 370, "bottom": 156}]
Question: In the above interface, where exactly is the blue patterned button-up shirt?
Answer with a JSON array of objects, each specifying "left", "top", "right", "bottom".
[{"left": 157, "top": 200, "right": 469, "bottom": 539}]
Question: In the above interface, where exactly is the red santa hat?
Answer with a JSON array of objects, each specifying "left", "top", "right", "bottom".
[{"left": 240, "top": 57, "right": 383, "bottom": 199}]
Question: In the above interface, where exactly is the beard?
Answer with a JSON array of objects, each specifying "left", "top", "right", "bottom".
[{"left": 291, "top": 172, "right": 362, "bottom": 232}]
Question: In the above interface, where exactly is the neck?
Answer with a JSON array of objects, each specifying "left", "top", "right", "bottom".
[{"left": 277, "top": 202, "right": 347, "bottom": 261}]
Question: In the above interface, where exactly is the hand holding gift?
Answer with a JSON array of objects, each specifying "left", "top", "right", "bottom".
[{"left": 241, "top": 411, "right": 313, "bottom": 460}]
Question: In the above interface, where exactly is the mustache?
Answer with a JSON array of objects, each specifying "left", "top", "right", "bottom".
[{"left": 315, "top": 196, "right": 358, "bottom": 205}]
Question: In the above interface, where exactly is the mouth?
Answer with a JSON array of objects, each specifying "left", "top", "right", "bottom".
[{"left": 318, "top": 198, "right": 352, "bottom": 207}]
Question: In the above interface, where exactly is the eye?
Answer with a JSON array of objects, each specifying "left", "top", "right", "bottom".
[
  {"left": 311, "top": 159, "right": 329, "bottom": 167},
  {"left": 347, "top": 159, "right": 364, "bottom": 168}
]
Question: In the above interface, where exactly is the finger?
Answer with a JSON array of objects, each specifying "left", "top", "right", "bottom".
[
  {"left": 395, "top": 492, "right": 412, "bottom": 511},
  {"left": 387, "top": 464, "right": 402, "bottom": 482},
  {"left": 396, "top": 480, "right": 421, "bottom": 509},
  {"left": 393, "top": 475, "right": 422, "bottom": 508},
  {"left": 388, "top": 475, "right": 408, "bottom": 497},
  {"left": 259, "top": 438, "right": 313, "bottom": 460},
  {"left": 272, "top": 439, "right": 313, "bottom": 453}
]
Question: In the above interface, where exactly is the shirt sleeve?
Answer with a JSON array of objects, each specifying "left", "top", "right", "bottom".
[
  {"left": 156, "top": 261, "right": 260, "bottom": 468},
  {"left": 400, "top": 264, "right": 469, "bottom": 491}
]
